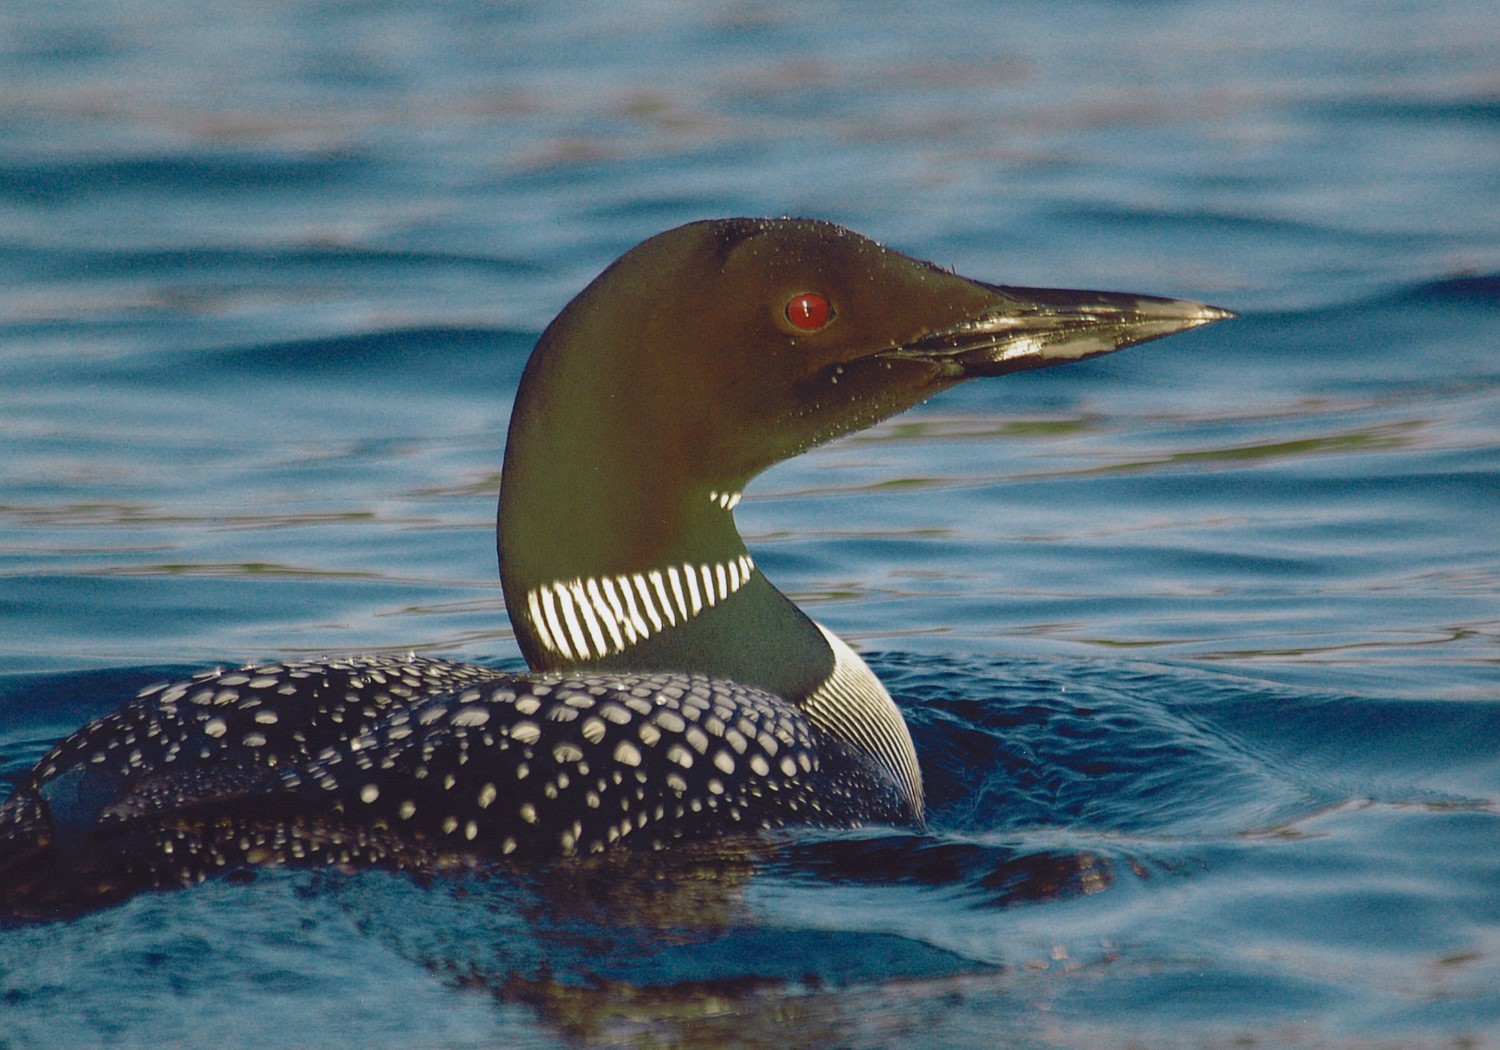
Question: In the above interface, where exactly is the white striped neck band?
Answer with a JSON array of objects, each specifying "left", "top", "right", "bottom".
[{"left": 524, "top": 555, "right": 756, "bottom": 662}]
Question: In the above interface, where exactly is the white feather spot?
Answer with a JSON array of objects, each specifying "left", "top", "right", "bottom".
[
  {"left": 600, "top": 577, "right": 633, "bottom": 644},
  {"left": 614, "top": 740, "right": 643, "bottom": 767},
  {"left": 614, "top": 576, "right": 649, "bottom": 640},
  {"left": 556, "top": 586, "right": 592, "bottom": 659},
  {"left": 599, "top": 704, "right": 632, "bottom": 726},
  {"left": 650, "top": 571, "right": 676, "bottom": 626},
  {"left": 633, "top": 575, "right": 663, "bottom": 632},
  {"left": 528, "top": 590, "right": 556, "bottom": 654},
  {"left": 568, "top": 580, "right": 606, "bottom": 656},
  {"left": 540, "top": 586, "right": 572, "bottom": 660}
]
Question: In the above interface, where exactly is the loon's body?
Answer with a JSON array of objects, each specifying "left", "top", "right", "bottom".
[{"left": 0, "top": 218, "right": 1231, "bottom": 909}]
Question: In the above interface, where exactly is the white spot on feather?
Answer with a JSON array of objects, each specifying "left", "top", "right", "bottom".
[{"left": 614, "top": 740, "right": 642, "bottom": 767}]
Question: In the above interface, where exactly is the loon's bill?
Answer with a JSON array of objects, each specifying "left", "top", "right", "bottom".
[
  {"left": 0, "top": 218, "right": 1234, "bottom": 913},
  {"left": 885, "top": 284, "right": 1235, "bottom": 376}
]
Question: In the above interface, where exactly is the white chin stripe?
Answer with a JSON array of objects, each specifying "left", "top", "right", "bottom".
[{"left": 526, "top": 555, "right": 755, "bottom": 662}]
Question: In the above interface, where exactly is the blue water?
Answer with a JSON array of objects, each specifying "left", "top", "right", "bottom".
[{"left": 2, "top": 0, "right": 1498, "bottom": 1046}]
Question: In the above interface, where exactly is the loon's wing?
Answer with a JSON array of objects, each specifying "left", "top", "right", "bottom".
[
  {"left": 0, "top": 792, "right": 51, "bottom": 874},
  {"left": 2, "top": 656, "right": 912, "bottom": 915},
  {"left": 0, "top": 656, "right": 512, "bottom": 911}
]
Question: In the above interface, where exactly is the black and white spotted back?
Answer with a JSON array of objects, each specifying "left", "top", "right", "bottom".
[{"left": 0, "top": 655, "right": 911, "bottom": 901}]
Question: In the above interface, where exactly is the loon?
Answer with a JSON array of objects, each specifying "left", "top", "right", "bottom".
[{"left": 0, "top": 218, "right": 1232, "bottom": 906}]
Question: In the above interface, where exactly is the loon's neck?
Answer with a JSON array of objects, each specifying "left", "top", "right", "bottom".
[
  {"left": 493, "top": 294, "right": 839, "bottom": 700},
  {"left": 495, "top": 397, "right": 923, "bottom": 817},
  {"left": 499, "top": 456, "right": 835, "bottom": 702},
  {"left": 497, "top": 477, "right": 924, "bottom": 816}
]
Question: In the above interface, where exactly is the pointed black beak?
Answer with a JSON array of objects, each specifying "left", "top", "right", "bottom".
[{"left": 884, "top": 283, "right": 1237, "bottom": 378}]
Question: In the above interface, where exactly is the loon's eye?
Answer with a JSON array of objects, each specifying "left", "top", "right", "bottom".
[{"left": 785, "top": 292, "right": 833, "bottom": 331}]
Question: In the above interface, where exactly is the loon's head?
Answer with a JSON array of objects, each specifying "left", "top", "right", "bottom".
[{"left": 497, "top": 217, "right": 1230, "bottom": 795}]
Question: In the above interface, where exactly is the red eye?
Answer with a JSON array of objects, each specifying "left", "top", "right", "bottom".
[{"left": 785, "top": 292, "right": 832, "bottom": 331}]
